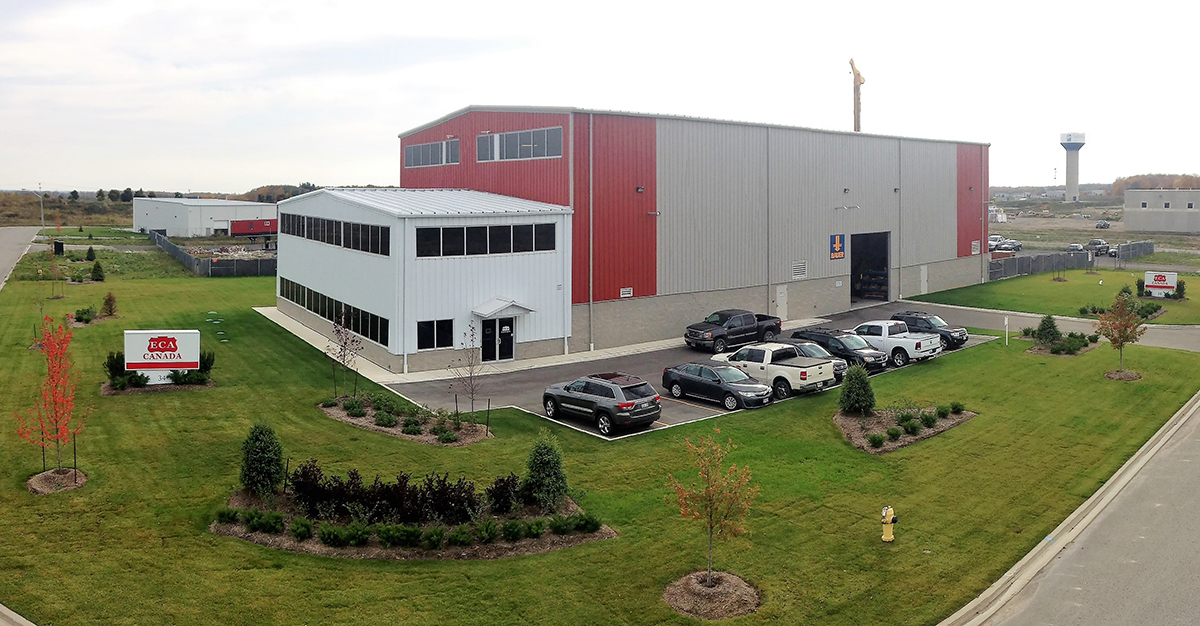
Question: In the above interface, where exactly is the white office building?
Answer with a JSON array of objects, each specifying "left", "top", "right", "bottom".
[{"left": 133, "top": 198, "right": 277, "bottom": 237}]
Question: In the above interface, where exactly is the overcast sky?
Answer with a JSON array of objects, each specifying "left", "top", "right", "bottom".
[{"left": 1, "top": 0, "right": 1196, "bottom": 193}]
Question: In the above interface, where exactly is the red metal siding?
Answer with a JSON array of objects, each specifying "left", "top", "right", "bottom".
[
  {"left": 590, "top": 115, "right": 657, "bottom": 301},
  {"left": 401, "top": 111, "right": 570, "bottom": 206},
  {"left": 571, "top": 114, "right": 591, "bottom": 304},
  {"left": 956, "top": 144, "right": 986, "bottom": 257}
]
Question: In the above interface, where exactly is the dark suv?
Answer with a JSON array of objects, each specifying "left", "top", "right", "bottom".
[
  {"left": 543, "top": 372, "right": 661, "bottom": 436},
  {"left": 889, "top": 311, "right": 968, "bottom": 350},
  {"left": 788, "top": 328, "right": 888, "bottom": 371}
]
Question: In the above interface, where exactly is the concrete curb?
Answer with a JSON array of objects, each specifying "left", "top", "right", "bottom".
[
  {"left": 938, "top": 388, "right": 1200, "bottom": 626},
  {"left": 0, "top": 601, "right": 36, "bottom": 626},
  {"left": 898, "top": 299, "right": 1200, "bottom": 329}
]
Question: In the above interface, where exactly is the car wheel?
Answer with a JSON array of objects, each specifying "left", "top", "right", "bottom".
[
  {"left": 544, "top": 397, "right": 559, "bottom": 418},
  {"left": 596, "top": 412, "right": 613, "bottom": 436},
  {"left": 939, "top": 336, "right": 948, "bottom": 351},
  {"left": 713, "top": 338, "right": 727, "bottom": 354},
  {"left": 773, "top": 378, "right": 792, "bottom": 400},
  {"left": 762, "top": 329, "right": 776, "bottom": 342},
  {"left": 722, "top": 394, "right": 739, "bottom": 411},
  {"left": 670, "top": 382, "right": 684, "bottom": 398},
  {"left": 892, "top": 349, "right": 909, "bottom": 368}
]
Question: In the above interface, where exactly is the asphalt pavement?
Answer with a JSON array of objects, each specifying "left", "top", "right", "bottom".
[{"left": 0, "top": 227, "right": 40, "bottom": 288}]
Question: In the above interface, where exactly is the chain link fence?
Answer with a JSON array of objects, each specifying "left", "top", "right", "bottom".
[
  {"left": 150, "top": 232, "right": 277, "bottom": 277},
  {"left": 989, "top": 251, "right": 1094, "bottom": 281}
]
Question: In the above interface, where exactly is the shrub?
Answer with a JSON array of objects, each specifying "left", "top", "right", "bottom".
[
  {"left": 167, "top": 369, "right": 186, "bottom": 384},
  {"left": 342, "top": 397, "right": 362, "bottom": 412},
  {"left": 74, "top": 305, "right": 96, "bottom": 324},
  {"left": 101, "top": 292, "right": 116, "bottom": 317},
  {"left": 447, "top": 524, "right": 475, "bottom": 547},
  {"left": 199, "top": 350, "right": 215, "bottom": 374},
  {"left": 886, "top": 427, "right": 902, "bottom": 441},
  {"left": 183, "top": 370, "right": 209, "bottom": 385},
  {"left": 524, "top": 518, "right": 547, "bottom": 538},
  {"left": 242, "top": 509, "right": 263, "bottom": 527},
  {"left": 374, "top": 412, "right": 398, "bottom": 427},
  {"left": 1137, "top": 278, "right": 1146, "bottom": 297},
  {"left": 1078, "top": 306, "right": 1089, "bottom": 316},
  {"left": 430, "top": 421, "right": 448, "bottom": 437},
  {"left": 419, "top": 473, "right": 481, "bottom": 526},
  {"left": 90, "top": 261, "right": 104, "bottom": 282},
  {"left": 1119, "top": 284, "right": 1133, "bottom": 296},
  {"left": 110, "top": 374, "right": 129, "bottom": 391},
  {"left": 837, "top": 365, "right": 875, "bottom": 415},
  {"left": 345, "top": 522, "right": 371, "bottom": 546},
  {"left": 401, "top": 424, "right": 423, "bottom": 436},
  {"left": 1050, "top": 344, "right": 1064, "bottom": 355},
  {"left": 402, "top": 416, "right": 421, "bottom": 428},
  {"left": 1088, "top": 334, "right": 1100, "bottom": 343},
  {"left": 895, "top": 411, "right": 914, "bottom": 424},
  {"left": 936, "top": 405, "right": 950, "bottom": 419},
  {"left": 1138, "top": 301, "right": 1162, "bottom": 319},
  {"left": 421, "top": 526, "right": 446, "bottom": 550},
  {"left": 318, "top": 524, "right": 350, "bottom": 547},
  {"left": 103, "top": 351, "right": 125, "bottom": 382},
  {"left": 1178, "top": 280, "right": 1187, "bottom": 299},
  {"left": 347, "top": 407, "right": 367, "bottom": 418},
  {"left": 574, "top": 512, "right": 602, "bottom": 533},
  {"left": 215, "top": 507, "right": 240, "bottom": 524},
  {"left": 291, "top": 517, "right": 313, "bottom": 542},
  {"left": 521, "top": 429, "right": 569, "bottom": 513},
  {"left": 549, "top": 514, "right": 575, "bottom": 535},
  {"left": 71, "top": 268, "right": 87, "bottom": 283},
  {"left": 866, "top": 433, "right": 886, "bottom": 448},
  {"left": 502, "top": 519, "right": 525, "bottom": 542},
  {"left": 476, "top": 518, "right": 500, "bottom": 543},
  {"left": 85, "top": 246, "right": 96, "bottom": 261},
  {"left": 320, "top": 397, "right": 338, "bottom": 407},
  {"left": 377, "top": 524, "right": 421, "bottom": 548},
  {"left": 1034, "top": 315, "right": 1061, "bottom": 346},
  {"left": 920, "top": 413, "right": 938, "bottom": 428},
  {"left": 128, "top": 372, "right": 149, "bottom": 388},
  {"left": 901, "top": 420, "right": 921, "bottom": 435},
  {"left": 1020, "top": 326, "right": 1034, "bottom": 337},
  {"left": 248, "top": 511, "right": 285, "bottom": 534},
  {"left": 950, "top": 401, "right": 965, "bottom": 414},
  {"left": 486, "top": 473, "right": 521, "bottom": 515},
  {"left": 240, "top": 423, "right": 285, "bottom": 497},
  {"left": 437, "top": 430, "right": 459, "bottom": 444}
]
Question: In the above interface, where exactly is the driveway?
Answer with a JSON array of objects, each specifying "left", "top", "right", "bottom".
[{"left": 0, "top": 227, "right": 40, "bottom": 288}]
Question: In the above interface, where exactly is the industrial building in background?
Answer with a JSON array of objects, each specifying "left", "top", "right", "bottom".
[
  {"left": 1124, "top": 189, "right": 1200, "bottom": 233},
  {"left": 276, "top": 105, "right": 990, "bottom": 373},
  {"left": 1060, "top": 133, "right": 1085, "bottom": 202},
  {"left": 133, "top": 197, "right": 277, "bottom": 237}
]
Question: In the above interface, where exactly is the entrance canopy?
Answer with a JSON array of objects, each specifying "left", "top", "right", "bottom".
[{"left": 472, "top": 298, "right": 535, "bottom": 318}]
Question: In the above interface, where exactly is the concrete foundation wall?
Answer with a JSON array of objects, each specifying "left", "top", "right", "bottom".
[{"left": 898, "top": 255, "right": 985, "bottom": 298}]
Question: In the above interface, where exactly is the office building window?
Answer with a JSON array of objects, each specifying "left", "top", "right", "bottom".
[
  {"left": 476, "top": 127, "right": 563, "bottom": 163},
  {"left": 417, "top": 319, "right": 454, "bottom": 350}
]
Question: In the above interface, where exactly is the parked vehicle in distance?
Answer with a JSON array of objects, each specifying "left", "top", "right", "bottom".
[
  {"left": 851, "top": 320, "right": 941, "bottom": 367},
  {"left": 1096, "top": 220, "right": 1110, "bottom": 229},
  {"left": 662, "top": 363, "right": 773, "bottom": 410},
  {"left": 789, "top": 327, "right": 888, "bottom": 371},
  {"left": 988, "top": 234, "right": 1005, "bottom": 251},
  {"left": 685, "top": 309, "right": 782, "bottom": 353},
  {"left": 1084, "top": 238, "right": 1110, "bottom": 255},
  {"left": 543, "top": 372, "right": 661, "bottom": 436},
  {"left": 776, "top": 338, "right": 848, "bottom": 381},
  {"left": 1067, "top": 243, "right": 1085, "bottom": 252},
  {"left": 712, "top": 343, "right": 834, "bottom": 400},
  {"left": 994, "top": 239, "right": 1022, "bottom": 252},
  {"left": 1108, "top": 247, "right": 1119, "bottom": 257},
  {"left": 890, "top": 311, "right": 969, "bottom": 350}
]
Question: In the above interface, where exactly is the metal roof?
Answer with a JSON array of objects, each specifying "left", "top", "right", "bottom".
[
  {"left": 132, "top": 197, "right": 268, "bottom": 207},
  {"left": 284, "top": 187, "right": 571, "bottom": 217},
  {"left": 398, "top": 105, "right": 990, "bottom": 147}
]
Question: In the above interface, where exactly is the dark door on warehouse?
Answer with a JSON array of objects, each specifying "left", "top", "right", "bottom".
[
  {"left": 480, "top": 317, "right": 515, "bottom": 362},
  {"left": 850, "top": 232, "right": 890, "bottom": 302}
]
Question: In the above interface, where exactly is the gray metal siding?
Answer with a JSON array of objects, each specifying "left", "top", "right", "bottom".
[{"left": 898, "top": 140, "right": 958, "bottom": 267}]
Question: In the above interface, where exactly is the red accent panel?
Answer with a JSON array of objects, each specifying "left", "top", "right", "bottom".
[
  {"left": 591, "top": 115, "right": 657, "bottom": 301},
  {"left": 231, "top": 219, "right": 276, "bottom": 236},
  {"left": 956, "top": 144, "right": 986, "bottom": 257},
  {"left": 401, "top": 111, "right": 570, "bottom": 206}
]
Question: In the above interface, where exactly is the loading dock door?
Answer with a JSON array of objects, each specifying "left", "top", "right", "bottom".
[{"left": 850, "top": 232, "right": 890, "bottom": 302}]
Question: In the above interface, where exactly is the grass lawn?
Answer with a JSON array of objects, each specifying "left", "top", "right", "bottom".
[
  {"left": 2, "top": 271, "right": 1199, "bottom": 625},
  {"left": 1135, "top": 251, "right": 1200, "bottom": 269},
  {"left": 39, "top": 227, "right": 149, "bottom": 243},
  {"left": 912, "top": 268, "right": 1200, "bottom": 325},
  {"left": 11, "top": 249, "right": 194, "bottom": 282}
]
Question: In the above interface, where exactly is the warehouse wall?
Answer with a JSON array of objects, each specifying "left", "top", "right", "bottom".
[
  {"left": 898, "top": 255, "right": 985, "bottom": 298},
  {"left": 1125, "top": 209, "right": 1200, "bottom": 234}
]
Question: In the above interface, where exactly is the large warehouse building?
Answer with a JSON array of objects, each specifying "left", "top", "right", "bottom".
[
  {"left": 1124, "top": 189, "right": 1200, "bottom": 233},
  {"left": 276, "top": 106, "right": 989, "bottom": 373},
  {"left": 133, "top": 197, "right": 277, "bottom": 237}
]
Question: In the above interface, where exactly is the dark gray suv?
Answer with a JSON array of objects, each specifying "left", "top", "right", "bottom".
[{"left": 543, "top": 372, "right": 662, "bottom": 436}]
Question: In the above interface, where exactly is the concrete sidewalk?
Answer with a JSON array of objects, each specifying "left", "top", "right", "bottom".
[{"left": 254, "top": 306, "right": 829, "bottom": 385}]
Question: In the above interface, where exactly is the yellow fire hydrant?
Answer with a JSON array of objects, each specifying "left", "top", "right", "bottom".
[{"left": 881, "top": 505, "right": 897, "bottom": 543}]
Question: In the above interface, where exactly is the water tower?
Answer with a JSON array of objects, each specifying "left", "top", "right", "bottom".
[{"left": 1060, "top": 133, "right": 1085, "bottom": 202}]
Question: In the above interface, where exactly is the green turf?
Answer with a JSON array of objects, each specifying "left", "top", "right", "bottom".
[
  {"left": 39, "top": 227, "right": 149, "bottom": 243},
  {"left": 2, "top": 272, "right": 1199, "bottom": 625},
  {"left": 11, "top": 249, "right": 194, "bottom": 282},
  {"left": 911, "top": 268, "right": 1200, "bottom": 325},
  {"left": 1135, "top": 252, "right": 1200, "bottom": 269}
]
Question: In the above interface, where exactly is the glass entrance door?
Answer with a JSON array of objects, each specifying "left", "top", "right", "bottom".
[
  {"left": 481, "top": 319, "right": 497, "bottom": 362},
  {"left": 497, "top": 317, "right": 514, "bottom": 361}
]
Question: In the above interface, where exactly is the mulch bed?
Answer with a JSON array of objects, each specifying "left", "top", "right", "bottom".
[
  {"left": 1052, "top": 277, "right": 1068, "bottom": 282},
  {"left": 319, "top": 397, "right": 492, "bottom": 447},
  {"left": 211, "top": 490, "right": 615, "bottom": 561},
  {"left": 663, "top": 571, "right": 760, "bottom": 620},
  {"left": 833, "top": 408, "right": 979, "bottom": 454},
  {"left": 70, "top": 314, "right": 118, "bottom": 329},
  {"left": 1106, "top": 370, "right": 1142, "bottom": 381},
  {"left": 101, "top": 379, "right": 217, "bottom": 396},
  {"left": 1024, "top": 341, "right": 1102, "bottom": 357},
  {"left": 26, "top": 469, "right": 88, "bottom": 495}
]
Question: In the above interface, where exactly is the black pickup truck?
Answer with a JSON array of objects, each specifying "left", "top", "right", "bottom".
[{"left": 684, "top": 309, "right": 782, "bottom": 353}]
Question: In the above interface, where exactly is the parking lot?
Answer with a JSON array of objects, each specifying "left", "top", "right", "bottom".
[{"left": 389, "top": 302, "right": 997, "bottom": 440}]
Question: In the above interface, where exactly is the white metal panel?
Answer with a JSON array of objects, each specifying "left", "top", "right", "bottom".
[{"left": 300, "top": 188, "right": 571, "bottom": 217}]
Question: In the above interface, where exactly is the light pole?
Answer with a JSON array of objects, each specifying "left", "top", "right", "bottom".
[{"left": 20, "top": 184, "right": 46, "bottom": 235}]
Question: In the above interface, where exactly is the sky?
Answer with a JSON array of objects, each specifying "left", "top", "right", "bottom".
[{"left": 1, "top": 0, "right": 1197, "bottom": 193}]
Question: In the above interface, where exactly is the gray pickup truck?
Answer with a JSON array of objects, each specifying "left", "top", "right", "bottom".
[
  {"left": 711, "top": 343, "right": 835, "bottom": 400},
  {"left": 685, "top": 309, "right": 782, "bottom": 353}
]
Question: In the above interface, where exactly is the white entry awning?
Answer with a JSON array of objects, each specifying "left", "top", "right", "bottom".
[{"left": 472, "top": 298, "right": 536, "bottom": 318}]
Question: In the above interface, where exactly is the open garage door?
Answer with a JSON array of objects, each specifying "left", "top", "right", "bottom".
[{"left": 851, "top": 232, "right": 889, "bottom": 303}]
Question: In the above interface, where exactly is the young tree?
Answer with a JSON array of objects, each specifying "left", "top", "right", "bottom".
[
  {"left": 1034, "top": 314, "right": 1062, "bottom": 346},
  {"left": 240, "top": 423, "right": 285, "bottom": 497},
  {"left": 85, "top": 246, "right": 96, "bottom": 261},
  {"left": 325, "top": 309, "right": 362, "bottom": 397},
  {"left": 95, "top": 189, "right": 105, "bottom": 201},
  {"left": 15, "top": 317, "right": 86, "bottom": 473},
  {"left": 101, "top": 292, "right": 117, "bottom": 317},
  {"left": 107, "top": 189, "right": 120, "bottom": 202},
  {"left": 448, "top": 321, "right": 485, "bottom": 423},
  {"left": 69, "top": 190, "right": 79, "bottom": 201},
  {"left": 520, "top": 428, "right": 568, "bottom": 513},
  {"left": 90, "top": 261, "right": 104, "bottom": 282},
  {"left": 1096, "top": 292, "right": 1147, "bottom": 372},
  {"left": 838, "top": 365, "right": 875, "bottom": 415},
  {"left": 120, "top": 188, "right": 133, "bottom": 202},
  {"left": 666, "top": 429, "right": 759, "bottom": 587}
]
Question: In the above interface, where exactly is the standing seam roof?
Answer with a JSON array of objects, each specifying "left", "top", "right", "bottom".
[{"left": 285, "top": 187, "right": 571, "bottom": 217}]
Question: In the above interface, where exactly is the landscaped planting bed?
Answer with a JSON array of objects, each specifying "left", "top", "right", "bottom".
[
  {"left": 318, "top": 393, "right": 491, "bottom": 446},
  {"left": 834, "top": 403, "right": 978, "bottom": 454}
]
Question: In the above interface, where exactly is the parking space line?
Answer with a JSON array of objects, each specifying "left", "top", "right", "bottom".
[{"left": 661, "top": 396, "right": 725, "bottom": 414}]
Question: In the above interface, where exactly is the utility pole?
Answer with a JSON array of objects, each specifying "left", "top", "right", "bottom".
[
  {"left": 21, "top": 185, "right": 46, "bottom": 235},
  {"left": 850, "top": 59, "right": 866, "bottom": 132}
]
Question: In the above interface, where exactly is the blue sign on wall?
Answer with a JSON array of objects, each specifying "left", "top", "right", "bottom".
[{"left": 830, "top": 234, "right": 846, "bottom": 260}]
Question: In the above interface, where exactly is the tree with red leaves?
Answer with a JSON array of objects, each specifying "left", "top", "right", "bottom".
[
  {"left": 1095, "top": 292, "right": 1147, "bottom": 373},
  {"left": 15, "top": 316, "right": 86, "bottom": 472},
  {"left": 665, "top": 429, "right": 760, "bottom": 587}
]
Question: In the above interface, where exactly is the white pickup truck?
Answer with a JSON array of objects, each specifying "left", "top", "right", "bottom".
[
  {"left": 850, "top": 320, "right": 941, "bottom": 368},
  {"left": 711, "top": 342, "right": 835, "bottom": 400}
]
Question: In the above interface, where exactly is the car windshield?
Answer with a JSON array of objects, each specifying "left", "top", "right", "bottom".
[
  {"left": 703, "top": 312, "right": 731, "bottom": 325},
  {"left": 713, "top": 366, "right": 751, "bottom": 383},
  {"left": 621, "top": 383, "right": 657, "bottom": 400},
  {"left": 927, "top": 316, "right": 948, "bottom": 328},
  {"left": 841, "top": 335, "right": 870, "bottom": 350}
]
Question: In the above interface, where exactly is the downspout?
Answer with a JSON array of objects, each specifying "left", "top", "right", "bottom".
[
  {"left": 765, "top": 128, "right": 771, "bottom": 312},
  {"left": 588, "top": 113, "right": 595, "bottom": 351},
  {"left": 897, "top": 139, "right": 902, "bottom": 300},
  {"left": 981, "top": 146, "right": 987, "bottom": 284},
  {"left": 401, "top": 216, "right": 408, "bottom": 374},
  {"left": 565, "top": 114, "right": 574, "bottom": 355}
]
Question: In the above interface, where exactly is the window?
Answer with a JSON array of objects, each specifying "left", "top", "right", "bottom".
[
  {"left": 534, "top": 223, "right": 555, "bottom": 251},
  {"left": 278, "top": 277, "right": 388, "bottom": 345},
  {"left": 417, "top": 319, "right": 454, "bottom": 350},
  {"left": 730, "top": 349, "right": 749, "bottom": 362},
  {"left": 857, "top": 325, "right": 882, "bottom": 337},
  {"left": 441, "top": 227, "right": 465, "bottom": 256},
  {"left": 680, "top": 364, "right": 701, "bottom": 377},
  {"left": 477, "top": 135, "right": 495, "bottom": 162},
  {"left": 466, "top": 226, "right": 488, "bottom": 255},
  {"left": 489, "top": 225, "right": 511, "bottom": 254},
  {"left": 700, "top": 368, "right": 720, "bottom": 382},
  {"left": 1190, "top": 203, "right": 1196, "bottom": 209},
  {"left": 416, "top": 228, "right": 441, "bottom": 257},
  {"left": 445, "top": 139, "right": 459, "bottom": 164},
  {"left": 415, "top": 223, "right": 556, "bottom": 257},
  {"left": 513, "top": 225, "right": 534, "bottom": 252},
  {"left": 1165, "top": 202, "right": 1171, "bottom": 209},
  {"left": 1141, "top": 202, "right": 1148, "bottom": 208},
  {"left": 744, "top": 349, "right": 766, "bottom": 363},
  {"left": 481, "top": 126, "right": 564, "bottom": 163},
  {"left": 281, "top": 213, "right": 386, "bottom": 256},
  {"left": 404, "top": 141, "right": 446, "bottom": 168}
]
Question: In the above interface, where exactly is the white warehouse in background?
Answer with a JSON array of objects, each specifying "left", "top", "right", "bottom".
[
  {"left": 276, "top": 188, "right": 572, "bottom": 373},
  {"left": 132, "top": 197, "right": 277, "bottom": 237}
]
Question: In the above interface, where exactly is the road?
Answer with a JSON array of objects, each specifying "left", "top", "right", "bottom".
[{"left": 0, "top": 227, "right": 40, "bottom": 289}]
